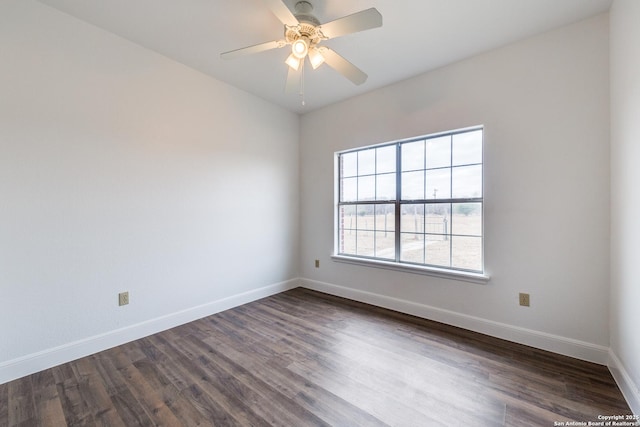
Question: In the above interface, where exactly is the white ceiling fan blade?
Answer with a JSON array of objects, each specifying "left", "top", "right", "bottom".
[
  {"left": 264, "top": 0, "right": 299, "bottom": 26},
  {"left": 285, "top": 64, "right": 302, "bottom": 94},
  {"left": 319, "top": 8, "right": 382, "bottom": 39},
  {"left": 318, "top": 47, "right": 368, "bottom": 85},
  {"left": 220, "top": 40, "right": 285, "bottom": 60}
]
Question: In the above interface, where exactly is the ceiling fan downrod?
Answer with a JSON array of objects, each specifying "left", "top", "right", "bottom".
[{"left": 293, "top": 1, "right": 320, "bottom": 26}]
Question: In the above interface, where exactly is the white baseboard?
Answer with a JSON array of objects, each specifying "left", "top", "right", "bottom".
[
  {"left": 0, "top": 278, "right": 299, "bottom": 385},
  {"left": 4, "top": 278, "right": 637, "bottom": 414},
  {"left": 609, "top": 351, "right": 640, "bottom": 415},
  {"left": 300, "top": 278, "right": 610, "bottom": 365}
]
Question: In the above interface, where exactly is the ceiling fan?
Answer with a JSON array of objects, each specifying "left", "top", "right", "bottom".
[{"left": 221, "top": 0, "right": 382, "bottom": 95}]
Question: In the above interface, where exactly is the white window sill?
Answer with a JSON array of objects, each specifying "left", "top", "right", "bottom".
[{"left": 331, "top": 255, "right": 490, "bottom": 284}]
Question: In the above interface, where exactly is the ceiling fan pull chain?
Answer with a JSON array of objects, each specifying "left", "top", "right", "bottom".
[{"left": 300, "top": 59, "right": 306, "bottom": 106}]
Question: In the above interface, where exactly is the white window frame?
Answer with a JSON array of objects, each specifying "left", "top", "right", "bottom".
[{"left": 333, "top": 126, "right": 489, "bottom": 283}]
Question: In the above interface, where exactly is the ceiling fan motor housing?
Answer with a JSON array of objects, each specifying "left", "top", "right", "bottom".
[{"left": 285, "top": 1, "right": 323, "bottom": 46}]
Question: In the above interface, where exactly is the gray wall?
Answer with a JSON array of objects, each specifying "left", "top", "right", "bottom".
[
  {"left": 300, "top": 14, "right": 611, "bottom": 362},
  {"left": 610, "top": 0, "right": 640, "bottom": 414},
  {"left": 0, "top": 0, "right": 300, "bottom": 382}
]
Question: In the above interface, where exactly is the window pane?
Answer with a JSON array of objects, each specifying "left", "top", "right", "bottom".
[
  {"left": 452, "top": 203, "right": 482, "bottom": 236},
  {"left": 338, "top": 205, "right": 356, "bottom": 254},
  {"left": 341, "top": 152, "right": 358, "bottom": 178},
  {"left": 376, "top": 145, "right": 396, "bottom": 174},
  {"left": 426, "top": 136, "right": 451, "bottom": 169},
  {"left": 426, "top": 168, "right": 451, "bottom": 200},
  {"left": 341, "top": 177, "right": 357, "bottom": 202},
  {"left": 401, "top": 233, "right": 424, "bottom": 263},
  {"left": 339, "top": 232, "right": 356, "bottom": 255},
  {"left": 425, "top": 235, "right": 450, "bottom": 268},
  {"left": 375, "top": 204, "right": 395, "bottom": 232},
  {"left": 358, "top": 175, "right": 375, "bottom": 201},
  {"left": 356, "top": 230, "right": 374, "bottom": 256},
  {"left": 375, "top": 231, "right": 395, "bottom": 259},
  {"left": 452, "top": 165, "right": 482, "bottom": 198},
  {"left": 376, "top": 173, "right": 396, "bottom": 200},
  {"left": 356, "top": 204, "right": 374, "bottom": 230},
  {"left": 402, "top": 140, "right": 424, "bottom": 171},
  {"left": 452, "top": 130, "right": 482, "bottom": 166},
  {"left": 425, "top": 203, "right": 451, "bottom": 236},
  {"left": 401, "top": 204, "right": 424, "bottom": 233},
  {"left": 401, "top": 170, "right": 424, "bottom": 200},
  {"left": 340, "top": 205, "right": 357, "bottom": 230},
  {"left": 452, "top": 236, "right": 482, "bottom": 271},
  {"left": 358, "top": 149, "right": 376, "bottom": 175}
]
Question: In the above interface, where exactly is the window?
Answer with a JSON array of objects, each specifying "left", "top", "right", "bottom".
[{"left": 335, "top": 127, "right": 485, "bottom": 278}]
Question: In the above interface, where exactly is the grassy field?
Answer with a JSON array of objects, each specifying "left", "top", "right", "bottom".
[{"left": 339, "top": 212, "right": 482, "bottom": 271}]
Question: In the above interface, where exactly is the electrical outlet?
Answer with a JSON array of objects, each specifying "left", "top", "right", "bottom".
[
  {"left": 118, "top": 291, "right": 129, "bottom": 306},
  {"left": 315, "top": 259, "right": 320, "bottom": 268},
  {"left": 519, "top": 293, "right": 530, "bottom": 307}
]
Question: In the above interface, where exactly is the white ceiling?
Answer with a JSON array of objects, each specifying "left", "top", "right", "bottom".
[{"left": 37, "top": 0, "right": 611, "bottom": 114}]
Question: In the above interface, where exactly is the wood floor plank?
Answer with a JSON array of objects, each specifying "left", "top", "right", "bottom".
[
  {"left": 179, "top": 333, "right": 332, "bottom": 427},
  {"left": 131, "top": 356, "right": 210, "bottom": 427},
  {"left": 239, "top": 299, "right": 508, "bottom": 422},
  {"left": 133, "top": 333, "right": 216, "bottom": 425},
  {"left": 192, "top": 313, "right": 390, "bottom": 426},
  {"left": 232, "top": 300, "right": 504, "bottom": 425},
  {"left": 117, "top": 363, "right": 183, "bottom": 426},
  {"left": 7, "top": 376, "right": 36, "bottom": 427},
  {"left": 30, "top": 370, "right": 66, "bottom": 427},
  {"left": 0, "top": 380, "right": 8, "bottom": 427},
  {"left": 283, "top": 289, "right": 632, "bottom": 419},
  {"left": 0, "top": 288, "right": 633, "bottom": 427},
  {"left": 91, "top": 353, "right": 155, "bottom": 426},
  {"left": 73, "top": 357, "right": 129, "bottom": 427},
  {"left": 97, "top": 346, "right": 184, "bottom": 426},
  {"left": 148, "top": 332, "right": 271, "bottom": 426}
]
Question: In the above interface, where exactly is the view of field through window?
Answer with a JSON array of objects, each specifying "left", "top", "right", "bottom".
[{"left": 337, "top": 128, "right": 483, "bottom": 273}]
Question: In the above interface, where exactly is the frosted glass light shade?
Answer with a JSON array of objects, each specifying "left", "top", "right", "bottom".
[{"left": 285, "top": 53, "right": 301, "bottom": 70}]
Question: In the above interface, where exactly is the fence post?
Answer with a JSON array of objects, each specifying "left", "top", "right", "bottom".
[{"left": 443, "top": 216, "right": 448, "bottom": 241}]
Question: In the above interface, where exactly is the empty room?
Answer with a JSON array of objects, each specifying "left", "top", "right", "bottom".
[{"left": 1, "top": 0, "right": 639, "bottom": 425}]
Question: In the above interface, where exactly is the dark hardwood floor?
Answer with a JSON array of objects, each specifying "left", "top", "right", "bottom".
[{"left": 0, "top": 288, "right": 632, "bottom": 426}]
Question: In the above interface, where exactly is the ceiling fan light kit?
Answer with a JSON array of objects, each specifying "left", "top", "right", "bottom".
[
  {"left": 291, "top": 37, "right": 309, "bottom": 59},
  {"left": 308, "top": 47, "right": 325, "bottom": 69},
  {"left": 221, "top": 0, "right": 382, "bottom": 102},
  {"left": 285, "top": 53, "right": 301, "bottom": 70}
]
